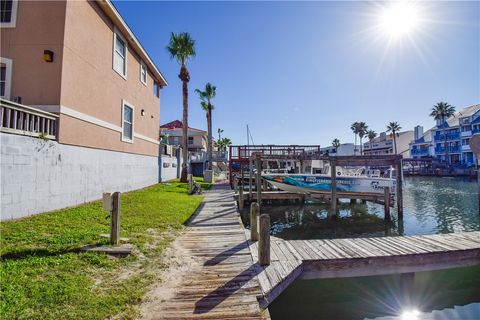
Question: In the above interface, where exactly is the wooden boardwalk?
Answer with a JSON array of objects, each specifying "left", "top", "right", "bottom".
[
  {"left": 248, "top": 231, "right": 480, "bottom": 307},
  {"left": 148, "top": 184, "right": 265, "bottom": 319}
]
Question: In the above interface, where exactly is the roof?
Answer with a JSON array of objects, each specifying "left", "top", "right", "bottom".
[
  {"left": 160, "top": 120, "right": 206, "bottom": 133},
  {"left": 369, "top": 130, "right": 412, "bottom": 143},
  {"left": 437, "top": 104, "right": 480, "bottom": 128},
  {"left": 96, "top": 0, "right": 168, "bottom": 86}
]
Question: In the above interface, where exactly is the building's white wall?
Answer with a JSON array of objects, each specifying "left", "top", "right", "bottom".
[
  {"left": 160, "top": 154, "right": 178, "bottom": 182},
  {"left": 1, "top": 133, "right": 158, "bottom": 221}
]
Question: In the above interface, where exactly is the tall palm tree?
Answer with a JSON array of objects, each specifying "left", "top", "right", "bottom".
[
  {"left": 386, "top": 122, "right": 402, "bottom": 154},
  {"left": 195, "top": 83, "right": 217, "bottom": 170},
  {"left": 367, "top": 130, "right": 377, "bottom": 154},
  {"left": 430, "top": 102, "right": 456, "bottom": 165},
  {"left": 167, "top": 32, "right": 196, "bottom": 182},
  {"left": 218, "top": 137, "right": 232, "bottom": 151},
  {"left": 350, "top": 122, "right": 360, "bottom": 155},
  {"left": 357, "top": 122, "right": 368, "bottom": 155},
  {"left": 332, "top": 138, "right": 341, "bottom": 153}
]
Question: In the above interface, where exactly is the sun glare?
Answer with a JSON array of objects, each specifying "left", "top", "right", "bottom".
[
  {"left": 400, "top": 309, "right": 421, "bottom": 320},
  {"left": 380, "top": 1, "right": 420, "bottom": 38}
]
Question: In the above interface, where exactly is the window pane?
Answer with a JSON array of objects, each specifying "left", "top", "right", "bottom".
[
  {"left": 115, "top": 36, "right": 125, "bottom": 57},
  {"left": 123, "top": 122, "right": 132, "bottom": 140},
  {"left": 0, "top": 0, "right": 12, "bottom": 23},
  {"left": 0, "top": 66, "right": 5, "bottom": 81},
  {"left": 123, "top": 105, "right": 132, "bottom": 122},
  {"left": 0, "top": 82, "right": 5, "bottom": 96},
  {"left": 114, "top": 52, "right": 125, "bottom": 74}
]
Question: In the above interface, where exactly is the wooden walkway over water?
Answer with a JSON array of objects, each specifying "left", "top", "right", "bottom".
[{"left": 249, "top": 232, "right": 480, "bottom": 307}]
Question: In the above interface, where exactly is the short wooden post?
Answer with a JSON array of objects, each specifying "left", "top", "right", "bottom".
[
  {"left": 263, "top": 179, "right": 268, "bottom": 191},
  {"left": 258, "top": 214, "right": 270, "bottom": 266},
  {"left": 250, "top": 202, "right": 259, "bottom": 241},
  {"left": 396, "top": 160, "right": 403, "bottom": 219},
  {"left": 255, "top": 154, "right": 262, "bottom": 207},
  {"left": 384, "top": 187, "right": 391, "bottom": 221},
  {"left": 238, "top": 185, "right": 244, "bottom": 210},
  {"left": 330, "top": 159, "right": 337, "bottom": 212},
  {"left": 111, "top": 192, "right": 121, "bottom": 245},
  {"left": 188, "top": 174, "right": 193, "bottom": 194}
]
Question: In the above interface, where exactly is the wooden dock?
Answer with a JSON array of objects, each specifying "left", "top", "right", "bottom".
[
  {"left": 146, "top": 184, "right": 266, "bottom": 319},
  {"left": 248, "top": 232, "right": 480, "bottom": 307}
]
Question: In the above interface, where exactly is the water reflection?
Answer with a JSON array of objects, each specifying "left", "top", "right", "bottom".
[
  {"left": 240, "top": 176, "right": 479, "bottom": 239},
  {"left": 269, "top": 266, "right": 480, "bottom": 320}
]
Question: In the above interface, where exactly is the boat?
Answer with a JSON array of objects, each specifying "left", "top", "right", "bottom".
[{"left": 262, "top": 164, "right": 396, "bottom": 195}]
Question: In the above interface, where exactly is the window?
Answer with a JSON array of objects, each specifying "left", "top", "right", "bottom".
[
  {"left": 113, "top": 28, "right": 127, "bottom": 78},
  {"left": 140, "top": 62, "right": 147, "bottom": 85},
  {"left": 153, "top": 81, "right": 160, "bottom": 97},
  {"left": 188, "top": 137, "right": 194, "bottom": 145},
  {"left": 122, "top": 101, "right": 134, "bottom": 142},
  {"left": 0, "top": 57, "right": 12, "bottom": 99},
  {"left": 1, "top": 0, "right": 17, "bottom": 27}
]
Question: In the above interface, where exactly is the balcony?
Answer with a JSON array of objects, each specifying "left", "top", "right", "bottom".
[
  {"left": 473, "top": 127, "right": 480, "bottom": 135},
  {"left": 434, "top": 132, "right": 460, "bottom": 141},
  {"left": 0, "top": 98, "right": 58, "bottom": 140},
  {"left": 460, "top": 130, "right": 472, "bottom": 137},
  {"left": 411, "top": 148, "right": 430, "bottom": 156},
  {"left": 434, "top": 145, "right": 461, "bottom": 154},
  {"left": 189, "top": 150, "right": 228, "bottom": 163},
  {"left": 461, "top": 144, "right": 471, "bottom": 151}
]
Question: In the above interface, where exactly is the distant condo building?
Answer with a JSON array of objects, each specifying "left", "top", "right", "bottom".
[
  {"left": 363, "top": 131, "right": 413, "bottom": 157},
  {"left": 409, "top": 104, "right": 480, "bottom": 166}
]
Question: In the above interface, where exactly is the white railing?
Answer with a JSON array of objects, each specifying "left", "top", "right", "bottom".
[
  {"left": 189, "top": 150, "right": 228, "bottom": 162},
  {"left": 0, "top": 98, "right": 58, "bottom": 140}
]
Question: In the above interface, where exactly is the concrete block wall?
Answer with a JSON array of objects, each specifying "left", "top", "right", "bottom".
[
  {"left": 1, "top": 133, "right": 159, "bottom": 220},
  {"left": 159, "top": 154, "right": 178, "bottom": 182}
]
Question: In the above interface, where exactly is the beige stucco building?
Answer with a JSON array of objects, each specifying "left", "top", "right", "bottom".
[{"left": 1, "top": 0, "right": 167, "bottom": 156}]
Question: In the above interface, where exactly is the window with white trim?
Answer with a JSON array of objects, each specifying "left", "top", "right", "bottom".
[
  {"left": 140, "top": 62, "right": 147, "bottom": 85},
  {"left": 122, "top": 103, "right": 133, "bottom": 142},
  {"left": 1, "top": 0, "right": 18, "bottom": 27},
  {"left": 153, "top": 81, "right": 160, "bottom": 97},
  {"left": 113, "top": 29, "right": 127, "bottom": 78},
  {"left": 0, "top": 57, "right": 12, "bottom": 99}
]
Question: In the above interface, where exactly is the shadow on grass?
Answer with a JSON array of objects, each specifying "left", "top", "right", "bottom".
[{"left": 0, "top": 247, "right": 83, "bottom": 261}]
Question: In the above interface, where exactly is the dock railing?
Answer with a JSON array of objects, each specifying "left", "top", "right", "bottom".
[{"left": 0, "top": 98, "right": 58, "bottom": 140}]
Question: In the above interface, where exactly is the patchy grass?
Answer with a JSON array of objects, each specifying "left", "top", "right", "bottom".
[
  {"left": 0, "top": 180, "right": 212, "bottom": 319},
  {"left": 167, "top": 176, "right": 213, "bottom": 191}
]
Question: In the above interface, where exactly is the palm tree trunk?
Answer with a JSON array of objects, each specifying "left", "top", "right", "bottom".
[
  {"left": 444, "top": 127, "right": 449, "bottom": 166},
  {"left": 360, "top": 137, "right": 363, "bottom": 155},
  {"left": 393, "top": 132, "right": 398, "bottom": 154},
  {"left": 207, "top": 108, "right": 212, "bottom": 170},
  {"left": 180, "top": 65, "right": 189, "bottom": 182},
  {"left": 354, "top": 134, "right": 357, "bottom": 155}
]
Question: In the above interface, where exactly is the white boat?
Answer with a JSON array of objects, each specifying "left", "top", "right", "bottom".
[{"left": 262, "top": 164, "right": 396, "bottom": 195}]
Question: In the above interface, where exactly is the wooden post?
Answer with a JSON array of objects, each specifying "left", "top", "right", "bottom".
[
  {"left": 330, "top": 159, "right": 337, "bottom": 212},
  {"left": 258, "top": 214, "right": 270, "bottom": 266},
  {"left": 188, "top": 174, "right": 193, "bottom": 194},
  {"left": 255, "top": 154, "right": 262, "bottom": 207},
  {"left": 384, "top": 187, "right": 391, "bottom": 221},
  {"left": 238, "top": 186, "right": 244, "bottom": 210},
  {"left": 263, "top": 179, "right": 268, "bottom": 191},
  {"left": 396, "top": 160, "right": 403, "bottom": 219},
  {"left": 350, "top": 199, "right": 356, "bottom": 204},
  {"left": 111, "top": 192, "right": 121, "bottom": 245},
  {"left": 249, "top": 158, "right": 253, "bottom": 199},
  {"left": 250, "top": 202, "right": 259, "bottom": 241}
]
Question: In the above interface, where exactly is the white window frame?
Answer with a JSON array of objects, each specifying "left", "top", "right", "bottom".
[
  {"left": 121, "top": 99, "right": 134, "bottom": 143},
  {"left": 1, "top": 0, "right": 18, "bottom": 28},
  {"left": 140, "top": 61, "right": 147, "bottom": 86},
  {"left": 112, "top": 27, "right": 128, "bottom": 80},
  {"left": 0, "top": 57, "right": 13, "bottom": 100}
]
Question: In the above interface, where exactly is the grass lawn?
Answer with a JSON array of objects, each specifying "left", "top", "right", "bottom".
[{"left": 0, "top": 180, "right": 211, "bottom": 319}]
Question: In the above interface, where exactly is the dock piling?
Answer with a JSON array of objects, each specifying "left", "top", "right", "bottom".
[
  {"left": 250, "top": 202, "right": 259, "bottom": 241},
  {"left": 396, "top": 161, "right": 404, "bottom": 219},
  {"left": 384, "top": 187, "right": 391, "bottom": 221},
  {"left": 255, "top": 154, "right": 262, "bottom": 207},
  {"left": 259, "top": 213, "right": 270, "bottom": 266},
  {"left": 330, "top": 159, "right": 337, "bottom": 212}
]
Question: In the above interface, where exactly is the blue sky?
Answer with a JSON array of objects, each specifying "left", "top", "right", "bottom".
[{"left": 113, "top": 1, "right": 479, "bottom": 146}]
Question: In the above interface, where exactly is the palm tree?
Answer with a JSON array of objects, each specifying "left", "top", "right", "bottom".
[
  {"left": 350, "top": 122, "right": 360, "bottom": 155},
  {"left": 167, "top": 32, "right": 196, "bottom": 182},
  {"left": 386, "top": 122, "right": 402, "bottom": 154},
  {"left": 430, "top": 102, "right": 456, "bottom": 165},
  {"left": 367, "top": 130, "right": 377, "bottom": 154},
  {"left": 195, "top": 83, "right": 217, "bottom": 170},
  {"left": 218, "top": 137, "right": 232, "bottom": 151},
  {"left": 357, "top": 122, "right": 368, "bottom": 155},
  {"left": 332, "top": 138, "right": 340, "bottom": 154},
  {"left": 217, "top": 128, "right": 224, "bottom": 141}
]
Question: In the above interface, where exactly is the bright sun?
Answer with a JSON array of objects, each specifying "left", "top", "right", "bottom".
[{"left": 380, "top": 1, "right": 420, "bottom": 38}]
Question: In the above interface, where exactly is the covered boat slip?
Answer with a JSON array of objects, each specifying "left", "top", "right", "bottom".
[{"left": 229, "top": 145, "right": 404, "bottom": 218}]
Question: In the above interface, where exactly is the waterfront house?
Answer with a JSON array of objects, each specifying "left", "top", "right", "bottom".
[
  {"left": 363, "top": 131, "right": 414, "bottom": 157},
  {"left": 0, "top": 0, "right": 167, "bottom": 220},
  {"left": 409, "top": 125, "right": 435, "bottom": 159},
  {"left": 321, "top": 143, "right": 357, "bottom": 156}
]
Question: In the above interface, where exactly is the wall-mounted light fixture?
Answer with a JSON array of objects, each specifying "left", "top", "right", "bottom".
[
  {"left": 43, "top": 50, "right": 54, "bottom": 62},
  {"left": 141, "top": 109, "right": 146, "bottom": 116}
]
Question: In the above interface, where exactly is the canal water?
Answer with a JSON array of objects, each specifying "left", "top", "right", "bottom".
[
  {"left": 240, "top": 176, "right": 480, "bottom": 239},
  {"left": 239, "top": 176, "right": 480, "bottom": 319}
]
